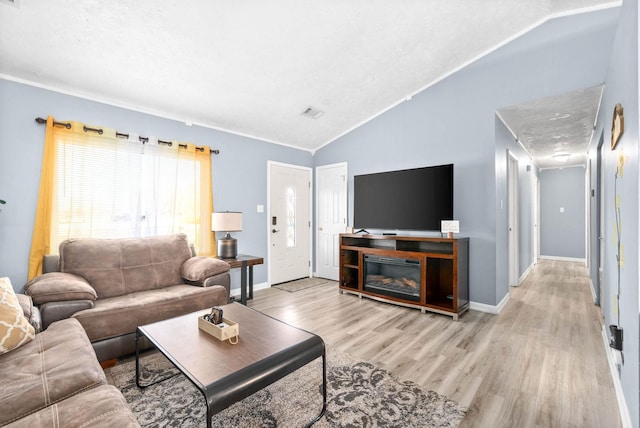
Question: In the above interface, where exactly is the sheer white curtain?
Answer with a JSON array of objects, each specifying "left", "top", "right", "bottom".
[
  {"left": 50, "top": 128, "right": 211, "bottom": 254},
  {"left": 30, "top": 118, "right": 215, "bottom": 279}
]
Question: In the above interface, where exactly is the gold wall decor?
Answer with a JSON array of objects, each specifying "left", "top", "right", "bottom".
[{"left": 611, "top": 103, "right": 624, "bottom": 150}]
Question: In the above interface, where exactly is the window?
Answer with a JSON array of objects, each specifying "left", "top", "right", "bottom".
[
  {"left": 29, "top": 118, "right": 214, "bottom": 278},
  {"left": 286, "top": 186, "right": 296, "bottom": 247}
]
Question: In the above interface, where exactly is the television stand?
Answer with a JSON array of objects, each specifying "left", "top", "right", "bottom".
[{"left": 339, "top": 234, "right": 469, "bottom": 320}]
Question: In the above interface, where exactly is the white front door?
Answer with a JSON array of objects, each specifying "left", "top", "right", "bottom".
[
  {"left": 269, "top": 162, "right": 312, "bottom": 285},
  {"left": 316, "top": 162, "right": 347, "bottom": 280}
]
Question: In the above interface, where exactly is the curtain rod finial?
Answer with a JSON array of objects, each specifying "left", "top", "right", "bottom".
[{"left": 35, "top": 117, "right": 46, "bottom": 124}]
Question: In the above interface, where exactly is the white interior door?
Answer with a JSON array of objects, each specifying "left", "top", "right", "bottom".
[
  {"left": 269, "top": 162, "right": 311, "bottom": 285},
  {"left": 507, "top": 151, "right": 519, "bottom": 287},
  {"left": 316, "top": 162, "right": 347, "bottom": 280}
]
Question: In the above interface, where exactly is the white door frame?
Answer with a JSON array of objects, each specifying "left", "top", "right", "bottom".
[
  {"left": 267, "top": 161, "right": 313, "bottom": 285},
  {"left": 533, "top": 176, "right": 540, "bottom": 264},
  {"left": 596, "top": 132, "right": 605, "bottom": 308},
  {"left": 585, "top": 160, "right": 590, "bottom": 271},
  {"left": 507, "top": 150, "right": 519, "bottom": 287},
  {"left": 315, "top": 162, "right": 348, "bottom": 280}
]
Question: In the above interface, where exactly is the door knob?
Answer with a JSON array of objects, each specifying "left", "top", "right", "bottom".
[{"left": 272, "top": 229, "right": 280, "bottom": 233}]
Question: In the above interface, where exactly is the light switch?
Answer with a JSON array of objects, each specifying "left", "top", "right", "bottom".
[
  {"left": 560, "top": 207, "right": 564, "bottom": 213},
  {"left": 257, "top": 205, "right": 264, "bottom": 213}
]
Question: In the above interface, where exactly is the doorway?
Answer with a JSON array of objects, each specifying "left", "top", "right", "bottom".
[
  {"left": 507, "top": 151, "right": 519, "bottom": 287},
  {"left": 315, "top": 162, "right": 347, "bottom": 280},
  {"left": 268, "top": 162, "right": 312, "bottom": 285}
]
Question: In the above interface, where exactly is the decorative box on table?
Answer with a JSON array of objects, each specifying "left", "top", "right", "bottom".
[{"left": 198, "top": 316, "right": 239, "bottom": 342}]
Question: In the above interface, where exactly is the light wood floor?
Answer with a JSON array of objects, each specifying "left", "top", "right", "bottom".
[{"left": 248, "top": 259, "right": 621, "bottom": 428}]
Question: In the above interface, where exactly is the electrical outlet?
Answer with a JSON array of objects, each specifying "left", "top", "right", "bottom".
[{"left": 609, "top": 325, "right": 623, "bottom": 352}]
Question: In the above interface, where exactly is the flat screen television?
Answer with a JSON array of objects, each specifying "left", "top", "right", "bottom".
[{"left": 353, "top": 164, "right": 453, "bottom": 232}]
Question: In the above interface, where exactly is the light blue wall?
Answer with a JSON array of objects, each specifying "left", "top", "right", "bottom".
[
  {"left": 494, "top": 117, "right": 538, "bottom": 293},
  {"left": 315, "top": 9, "right": 618, "bottom": 306},
  {"left": 588, "top": 0, "right": 639, "bottom": 424},
  {"left": 539, "top": 167, "right": 586, "bottom": 259},
  {"left": 0, "top": 79, "right": 313, "bottom": 292}
]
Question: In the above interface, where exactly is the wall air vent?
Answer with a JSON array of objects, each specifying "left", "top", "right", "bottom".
[{"left": 301, "top": 106, "right": 324, "bottom": 119}]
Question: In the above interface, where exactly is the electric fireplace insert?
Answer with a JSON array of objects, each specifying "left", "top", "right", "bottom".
[{"left": 363, "top": 255, "right": 421, "bottom": 302}]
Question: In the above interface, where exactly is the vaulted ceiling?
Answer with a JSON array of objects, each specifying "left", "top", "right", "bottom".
[{"left": 0, "top": 0, "right": 619, "bottom": 164}]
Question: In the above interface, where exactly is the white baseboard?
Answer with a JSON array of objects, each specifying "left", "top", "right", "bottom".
[
  {"left": 230, "top": 281, "right": 269, "bottom": 298},
  {"left": 470, "top": 292, "right": 510, "bottom": 315},
  {"left": 539, "top": 255, "right": 587, "bottom": 264},
  {"left": 601, "top": 326, "right": 632, "bottom": 428},
  {"left": 518, "top": 262, "right": 535, "bottom": 285},
  {"left": 589, "top": 278, "right": 597, "bottom": 303}
]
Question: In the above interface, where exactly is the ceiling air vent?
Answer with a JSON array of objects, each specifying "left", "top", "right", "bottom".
[{"left": 301, "top": 106, "right": 324, "bottom": 119}]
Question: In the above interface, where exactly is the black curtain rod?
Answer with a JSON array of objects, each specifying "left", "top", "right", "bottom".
[{"left": 35, "top": 117, "right": 220, "bottom": 154}]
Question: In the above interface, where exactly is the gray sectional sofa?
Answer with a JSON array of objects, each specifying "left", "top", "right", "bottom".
[
  {"left": 24, "top": 234, "right": 231, "bottom": 361},
  {"left": 0, "top": 297, "right": 139, "bottom": 427}
]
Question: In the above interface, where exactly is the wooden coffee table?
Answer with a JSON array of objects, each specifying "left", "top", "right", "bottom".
[{"left": 135, "top": 303, "right": 326, "bottom": 428}]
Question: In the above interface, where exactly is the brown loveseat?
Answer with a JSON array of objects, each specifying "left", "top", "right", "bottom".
[
  {"left": 24, "top": 234, "right": 231, "bottom": 361},
  {"left": 0, "top": 282, "right": 139, "bottom": 427}
]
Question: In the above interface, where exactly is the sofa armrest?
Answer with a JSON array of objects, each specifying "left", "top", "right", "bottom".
[
  {"left": 24, "top": 272, "right": 97, "bottom": 305},
  {"left": 16, "top": 293, "right": 42, "bottom": 333},
  {"left": 201, "top": 272, "right": 231, "bottom": 301},
  {"left": 181, "top": 256, "right": 230, "bottom": 284},
  {"left": 40, "top": 300, "right": 94, "bottom": 329}
]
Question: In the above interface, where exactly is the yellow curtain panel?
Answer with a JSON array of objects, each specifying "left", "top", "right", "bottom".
[{"left": 27, "top": 116, "right": 55, "bottom": 279}]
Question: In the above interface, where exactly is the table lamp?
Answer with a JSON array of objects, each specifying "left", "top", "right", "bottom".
[{"left": 211, "top": 211, "right": 243, "bottom": 258}]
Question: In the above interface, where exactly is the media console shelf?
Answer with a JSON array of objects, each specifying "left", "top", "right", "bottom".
[{"left": 339, "top": 234, "right": 469, "bottom": 320}]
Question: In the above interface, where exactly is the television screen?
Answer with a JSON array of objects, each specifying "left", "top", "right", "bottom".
[{"left": 353, "top": 164, "right": 453, "bottom": 232}]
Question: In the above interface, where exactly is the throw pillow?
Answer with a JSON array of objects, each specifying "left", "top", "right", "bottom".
[{"left": 0, "top": 277, "right": 35, "bottom": 355}]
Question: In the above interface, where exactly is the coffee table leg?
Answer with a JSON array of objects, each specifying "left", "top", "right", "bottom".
[
  {"left": 305, "top": 349, "right": 327, "bottom": 427},
  {"left": 135, "top": 329, "right": 181, "bottom": 388},
  {"left": 135, "top": 329, "right": 142, "bottom": 388}
]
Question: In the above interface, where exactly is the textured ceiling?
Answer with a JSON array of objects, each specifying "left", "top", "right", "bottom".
[
  {"left": 0, "top": 0, "right": 618, "bottom": 158},
  {"left": 498, "top": 85, "right": 604, "bottom": 169}
]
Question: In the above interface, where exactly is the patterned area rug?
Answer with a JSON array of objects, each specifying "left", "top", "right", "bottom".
[
  {"left": 273, "top": 277, "right": 333, "bottom": 293},
  {"left": 106, "top": 350, "right": 465, "bottom": 427}
]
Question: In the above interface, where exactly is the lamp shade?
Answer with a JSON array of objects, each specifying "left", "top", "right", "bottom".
[{"left": 211, "top": 212, "right": 243, "bottom": 232}]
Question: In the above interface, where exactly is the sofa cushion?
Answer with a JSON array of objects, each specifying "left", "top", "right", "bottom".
[
  {"left": 59, "top": 234, "right": 193, "bottom": 299},
  {"left": 5, "top": 384, "right": 140, "bottom": 428},
  {"left": 0, "top": 317, "right": 108, "bottom": 426},
  {"left": 24, "top": 271, "right": 97, "bottom": 304},
  {"left": 73, "top": 284, "right": 228, "bottom": 342},
  {"left": 181, "top": 256, "right": 230, "bottom": 282},
  {"left": 0, "top": 277, "right": 35, "bottom": 355}
]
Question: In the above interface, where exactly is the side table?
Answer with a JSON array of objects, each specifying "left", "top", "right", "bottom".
[{"left": 216, "top": 254, "right": 264, "bottom": 305}]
